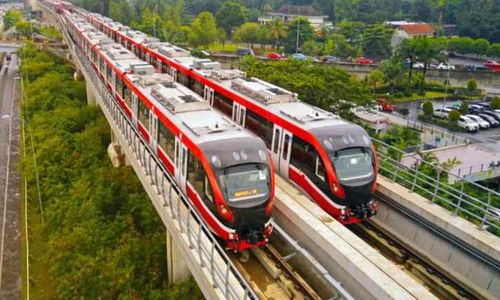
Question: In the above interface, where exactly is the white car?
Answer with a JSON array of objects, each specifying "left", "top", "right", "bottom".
[
  {"left": 433, "top": 108, "right": 452, "bottom": 118},
  {"left": 412, "top": 62, "right": 424, "bottom": 69},
  {"left": 466, "top": 114, "right": 490, "bottom": 129},
  {"left": 437, "top": 63, "right": 455, "bottom": 70},
  {"left": 458, "top": 116, "right": 479, "bottom": 132}
]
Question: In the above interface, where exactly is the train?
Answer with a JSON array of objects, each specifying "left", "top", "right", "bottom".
[
  {"left": 80, "top": 11, "right": 379, "bottom": 224},
  {"left": 58, "top": 8, "right": 275, "bottom": 251}
]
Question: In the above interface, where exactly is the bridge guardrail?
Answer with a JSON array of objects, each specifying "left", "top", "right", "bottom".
[
  {"left": 372, "top": 138, "right": 500, "bottom": 235},
  {"left": 46, "top": 5, "right": 258, "bottom": 299}
]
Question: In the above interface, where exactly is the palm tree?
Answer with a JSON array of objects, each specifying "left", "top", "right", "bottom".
[{"left": 268, "top": 19, "right": 287, "bottom": 50}]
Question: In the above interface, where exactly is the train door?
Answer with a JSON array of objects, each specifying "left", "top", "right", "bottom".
[
  {"left": 156, "top": 59, "right": 162, "bottom": 73},
  {"left": 149, "top": 110, "right": 158, "bottom": 150},
  {"left": 232, "top": 103, "right": 246, "bottom": 126},
  {"left": 111, "top": 72, "right": 117, "bottom": 96},
  {"left": 271, "top": 125, "right": 292, "bottom": 178},
  {"left": 204, "top": 86, "right": 214, "bottom": 106},
  {"left": 132, "top": 93, "right": 138, "bottom": 126},
  {"left": 174, "top": 138, "right": 188, "bottom": 193},
  {"left": 170, "top": 69, "right": 178, "bottom": 82}
]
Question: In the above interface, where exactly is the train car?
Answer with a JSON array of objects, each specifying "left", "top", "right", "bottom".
[
  {"left": 63, "top": 11, "right": 275, "bottom": 251},
  {"left": 83, "top": 10, "right": 379, "bottom": 224}
]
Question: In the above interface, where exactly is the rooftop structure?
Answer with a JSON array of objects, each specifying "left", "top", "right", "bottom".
[{"left": 258, "top": 5, "right": 331, "bottom": 29}]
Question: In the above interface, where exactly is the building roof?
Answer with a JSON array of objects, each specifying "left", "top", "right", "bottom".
[
  {"left": 399, "top": 23, "right": 435, "bottom": 35},
  {"left": 271, "top": 5, "right": 323, "bottom": 16}
]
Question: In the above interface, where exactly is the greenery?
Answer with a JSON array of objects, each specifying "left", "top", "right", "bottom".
[
  {"left": 19, "top": 43, "right": 202, "bottom": 298},
  {"left": 491, "top": 97, "right": 500, "bottom": 110},
  {"left": 422, "top": 100, "right": 433, "bottom": 120},
  {"left": 467, "top": 79, "right": 477, "bottom": 92},
  {"left": 3, "top": 10, "right": 22, "bottom": 29},
  {"left": 240, "top": 56, "right": 371, "bottom": 115}
]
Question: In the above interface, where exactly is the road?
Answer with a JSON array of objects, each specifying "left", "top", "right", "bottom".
[{"left": 0, "top": 54, "right": 21, "bottom": 300}]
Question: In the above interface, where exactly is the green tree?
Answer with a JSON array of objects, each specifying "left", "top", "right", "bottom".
[
  {"left": 338, "top": 21, "right": 365, "bottom": 47},
  {"left": 447, "top": 36, "right": 474, "bottom": 55},
  {"left": 467, "top": 79, "right": 477, "bottom": 92},
  {"left": 473, "top": 39, "right": 490, "bottom": 56},
  {"left": 380, "top": 55, "right": 406, "bottom": 92},
  {"left": 189, "top": 12, "right": 218, "bottom": 48},
  {"left": 422, "top": 100, "right": 433, "bottom": 120},
  {"left": 3, "top": 10, "right": 22, "bottom": 30},
  {"left": 302, "top": 40, "right": 322, "bottom": 56},
  {"left": 216, "top": 1, "right": 248, "bottom": 36},
  {"left": 333, "top": 0, "right": 357, "bottom": 22},
  {"left": 268, "top": 19, "right": 287, "bottom": 49},
  {"left": 233, "top": 22, "right": 260, "bottom": 48},
  {"left": 448, "top": 110, "right": 460, "bottom": 129},
  {"left": 487, "top": 43, "right": 500, "bottom": 58},
  {"left": 490, "top": 97, "right": 500, "bottom": 110},
  {"left": 367, "top": 69, "right": 386, "bottom": 93},
  {"left": 459, "top": 101, "right": 468, "bottom": 115},
  {"left": 324, "top": 33, "right": 359, "bottom": 58},
  {"left": 399, "top": 36, "right": 446, "bottom": 82},
  {"left": 285, "top": 17, "right": 315, "bottom": 53},
  {"left": 361, "top": 24, "right": 394, "bottom": 59}
]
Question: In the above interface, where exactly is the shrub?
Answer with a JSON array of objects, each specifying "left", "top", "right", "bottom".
[
  {"left": 491, "top": 97, "right": 500, "bottom": 110},
  {"left": 459, "top": 101, "right": 469, "bottom": 114},
  {"left": 422, "top": 101, "right": 433, "bottom": 120},
  {"left": 467, "top": 79, "right": 477, "bottom": 92}
]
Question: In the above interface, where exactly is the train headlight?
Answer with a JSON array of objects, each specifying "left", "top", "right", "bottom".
[{"left": 218, "top": 204, "right": 234, "bottom": 222}]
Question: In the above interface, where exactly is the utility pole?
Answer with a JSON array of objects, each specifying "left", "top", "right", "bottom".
[{"left": 295, "top": 8, "right": 301, "bottom": 53}]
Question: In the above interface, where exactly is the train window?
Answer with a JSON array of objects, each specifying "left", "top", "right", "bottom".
[
  {"left": 162, "top": 63, "right": 170, "bottom": 74},
  {"left": 138, "top": 99, "right": 149, "bottom": 127},
  {"left": 192, "top": 81, "right": 204, "bottom": 96},
  {"left": 245, "top": 110, "right": 272, "bottom": 148},
  {"left": 213, "top": 92, "right": 233, "bottom": 116},
  {"left": 273, "top": 129, "right": 280, "bottom": 153},
  {"left": 158, "top": 122, "right": 175, "bottom": 159},
  {"left": 106, "top": 65, "right": 112, "bottom": 82},
  {"left": 283, "top": 134, "right": 290, "bottom": 159},
  {"left": 116, "top": 77, "right": 123, "bottom": 98},
  {"left": 188, "top": 153, "right": 215, "bottom": 207},
  {"left": 123, "top": 85, "right": 132, "bottom": 108},
  {"left": 178, "top": 73, "right": 190, "bottom": 86},
  {"left": 291, "top": 137, "right": 314, "bottom": 171},
  {"left": 315, "top": 156, "right": 326, "bottom": 181}
]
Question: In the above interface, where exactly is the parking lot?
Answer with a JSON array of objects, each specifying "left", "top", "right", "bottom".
[{"left": 396, "top": 100, "right": 500, "bottom": 144}]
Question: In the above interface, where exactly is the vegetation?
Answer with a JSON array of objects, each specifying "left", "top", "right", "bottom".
[
  {"left": 19, "top": 43, "right": 202, "bottom": 298},
  {"left": 240, "top": 57, "right": 371, "bottom": 115},
  {"left": 422, "top": 100, "right": 433, "bottom": 120},
  {"left": 3, "top": 10, "right": 22, "bottom": 29},
  {"left": 491, "top": 97, "right": 500, "bottom": 110}
]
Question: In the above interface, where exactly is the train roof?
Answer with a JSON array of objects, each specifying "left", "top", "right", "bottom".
[{"left": 127, "top": 73, "right": 251, "bottom": 144}]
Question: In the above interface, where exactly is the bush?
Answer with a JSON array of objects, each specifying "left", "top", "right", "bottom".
[
  {"left": 448, "top": 109, "right": 460, "bottom": 130},
  {"left": 467, "top": 79, "right": 477, "bottom": 91},
  {"left": 459, "top": 101, "right": 469, "bottom": 114},
  {"left": 422, "top": 101, "right": 433, "bottom": 119},
  {"left": 491, "top": 97, "right": 500, "bottom": 110}
]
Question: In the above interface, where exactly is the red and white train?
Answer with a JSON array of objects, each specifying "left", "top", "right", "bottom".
[
  {"left": 58, "top": 8, "right": 275, "bottom": 251},
  {"left": 51, "top": 1, "right": 378, "bottom": 224},
  {"left": 83, "top": 15, "right": 379, "bottom": 224}
]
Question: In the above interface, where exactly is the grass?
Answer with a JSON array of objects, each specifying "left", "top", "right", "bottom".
[{"left": 393, "top": 91, "right": 452, "bottom": 103}]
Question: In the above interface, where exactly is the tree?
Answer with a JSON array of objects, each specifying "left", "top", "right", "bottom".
[
  {"left": 380, "top": 55, "right": 406, "bottom": 92},
  {"left": 268, "top": 19, "right": 287, "bottom": 49},
  {"left": 3, "top": 10, "right": 22, "bottom": 30},
  {"left": 216, "top": 1, "right": 248, "bottom": 36},
  {"left": 332, "top": 0, "right": 357, "bottom": 22},
  {"left": 361, "top": 24, "right": 394, "bottom": 59},
  {"left": 448, "top": 110, "right": 460, "bottom": 129},
  {"left": 490, "top": 97, "right": 500, "bottom": 110},
  {"left": 367, "top": 70, "right": 386, "bottom": 93},
  {"left": 459, "top": 101, "right": 468, "bottom": 115},
  {"left": 467, "top": 79, "right": 477, "bottom": 92},
  {"left": 285, "top": 17, "right": 315, "bottom": 53},
  {"left": 473, "top": 39, "right": 490, "bottom": 56},
  {"left": 338, "top": 21, "right": 366, "bottom": 47},
  {"left": 448, "top": 36, "right": 474, "bottom": 55},
  {"left": 399, "top": 36, "right": 446, "bottom": 82},
  {"left": 487, "top": 43, "right": 500, "bottom": 58},
  {"left": 233, "top": 23, "right": 260, "bottom": 48},
  {"left": 422, "top": 100, "right": 433, "bottom": 120},
  {"left": 189, "top": 12, "right": 218, "bottom": 48},
  {"left": 302, "top": 40, "right": 322, "bottom": 56},
  {"left": 324, "top": 33, "right": 359, "bottom": 58}
]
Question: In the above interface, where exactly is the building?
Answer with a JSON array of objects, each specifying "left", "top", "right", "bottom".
[
  {"left": 389, "top": 22, "right": 436, "bottom": 48},
  {"left": 258, "top": 5, "right": 331, "bottom": 29}
]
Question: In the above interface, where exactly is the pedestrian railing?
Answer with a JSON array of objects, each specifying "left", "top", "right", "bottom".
[
  {"left": 46, "top": 5, "right": 257, "bottom": 299},
  {"left": 372, "top": 137, "right": 500, "bottom": 235}
]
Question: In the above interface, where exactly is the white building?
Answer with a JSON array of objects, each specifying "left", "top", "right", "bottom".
[
  {"left": 388, "top": 22, "right": 436, "bottom": 48},
  {"left": 258, "top": 5, "right": 331, "bottom": 29}
]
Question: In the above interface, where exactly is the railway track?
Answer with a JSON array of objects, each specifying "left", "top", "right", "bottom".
[
  {"left": 349, "top": 221, "right": 477, "bottom": 300},
  {"left": 230, "top": 223, "right": 353, "bottom": 300}
]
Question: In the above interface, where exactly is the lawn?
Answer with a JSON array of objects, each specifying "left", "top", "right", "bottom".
[{"left": 393, "top": 91, "right": 452, "bottom": 103}]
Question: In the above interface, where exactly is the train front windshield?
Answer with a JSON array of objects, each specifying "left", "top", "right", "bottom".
[
  {"left": 331, "top": 148, "right": 374, "bottom": 182},
  {"left": 218, "top": 164, "right": 270, "bottom": 204}
]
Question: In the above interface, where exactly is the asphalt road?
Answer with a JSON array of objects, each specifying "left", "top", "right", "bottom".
[{"left": 0, "top": 54, "right": 21, "bottom": 300}]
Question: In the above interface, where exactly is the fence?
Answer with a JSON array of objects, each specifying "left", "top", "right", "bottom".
[{"left": 372, "top": 138, "right": 500, "bottom": 235}]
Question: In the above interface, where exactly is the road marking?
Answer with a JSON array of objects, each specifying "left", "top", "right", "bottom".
[{"left": 0, "top": 74, "right": 15, "bottom": 289}]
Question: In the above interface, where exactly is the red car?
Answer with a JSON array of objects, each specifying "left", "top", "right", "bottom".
[
  {"left": 355, "top": 57, "right": 374, "bottom": 65},
  {"left": 266, "top": 52, "right": 282, "bottom": 60},
  {"left": 484, "top": 60, "right": 500, "bottom": 72},
  {"left": 376, "top": 98, "right": 394, "bottom": 112}
]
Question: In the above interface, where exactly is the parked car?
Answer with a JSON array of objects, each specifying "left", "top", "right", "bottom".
[
  {"left": 412, "top": 62, "right": 424, "bottom": 69},
  {"left": 476, "top": 114, "right": 499, "bottom": 127},
  {"left": 376, "top": 98, "right": 394, "bottom": 112},
  {"left": 437, "top": 63, "right": 455, "bottom": 70},
  {"left": 458, "top": 116, "right": 479, "bottom": 132},
  {"left": 354, "top": 57, "right": 374, "bottom": 65},
  {"left": 292, "top": 53, "right": 306, "bottom": 61},
  {"left": 266, "top": 52, "right": 282, "bottom": 60},
  {"left": 236, "top": 48, "right": 254, "bottom": 56},
  {"left": 468, "top": 104, "right": 484, "bottom": 112},
  {"left": 433, "top": 107, "right": 452, "bottom": 118},
  {"left": 481, "top": 111, "right": 500, "bottom": 122},
  {"left": 466, "top": 115, "right": 490, "bottom": 129},
  {"left": 322, "top": 55, "right": 341, "bottom": 63}
]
